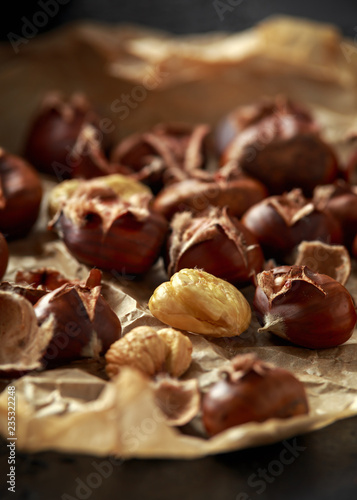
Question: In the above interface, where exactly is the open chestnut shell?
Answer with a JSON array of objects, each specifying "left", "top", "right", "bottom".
[
  {"left": 166, "top": 206, "right": 264, "bottom": 285},
  {"left": 313, "top": 180, "right": 357, "bottom": 251},
  {"left": 110, "top": 122, "right": 211, "bottom": 193},
  {"left": 253, "top": 265, "right": 357, "bottom": 348},
  {"left": 202, "top": 353, "right": 309, "bottom": 436},
  {"left": 152, "top": 165, "right": 268, "bottom": 220},
  {"left": 0, "top": 148, "right": 43, "bottom": 239},
  {"left": 50, "top": 181, "right": 168, "bottom": 276},
  {"left": 34, "top": 269, "right": 121, "bottom": 364},
  {"left": 220, "top": 97, "right": 338, "bottom": 195},
  {"left": 241, "top": 188, "right": 342, "bottom": 260},
  {"left": 23, "top": 92, "right": 109, "bottom": 180}
]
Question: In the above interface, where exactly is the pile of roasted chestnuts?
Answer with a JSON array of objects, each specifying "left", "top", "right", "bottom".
[{"left": 1, "top": 91, "right": 357, "bottom": 438}]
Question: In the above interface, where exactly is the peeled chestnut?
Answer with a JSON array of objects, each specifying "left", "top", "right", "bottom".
[
  {"left": 0, "top": 148, "right": 43, "bottom": 238},
  {"left": 0, "top": 232, "right": 8, "bottom": 279},
  {"left": 110, "top": 122, "right": 211, "bottom": 193},
  {"left": 221, "top": 97, "right": 338, "bottom": 195},
  {"left": 166, "top": 207, "right": 264, "bottom": 285},
  {"left": 152, "top": 164, "right": 267, "bottom": 220},
  {"left": 253, "top": 265, "right": 357, "bottom": 348},
  {"left": 202, "top": 353, "right": 309, "bottom": 436},
  {"left": 23, "top": 92, "right": 109, "bottom": 180},
  {"left": 50, "top": 179, "right": 168, "bottom": 276},
  {"left": 34, "top": 269, "right": 121, "bottom": 364},
  {"left": 242, "top": 188, "right": 342, "bottom": 260},
  {"left": 313, "top": 180, "right": 357, "bottom": 251}
]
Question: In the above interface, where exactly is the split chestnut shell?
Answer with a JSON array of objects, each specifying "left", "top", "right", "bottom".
[
  {"left": 50, "top": 182, "right": 168, "bottom": 275},
  {"left": 253, "top": 265, "right": 357, "bottom": 348}
]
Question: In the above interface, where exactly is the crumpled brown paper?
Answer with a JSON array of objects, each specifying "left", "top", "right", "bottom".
[{"left": 0, "top": 15, "right": 357, "bottom": 458}]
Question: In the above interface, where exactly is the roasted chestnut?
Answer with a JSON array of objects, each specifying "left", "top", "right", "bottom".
[
  {"left": 215, "top": 96, "right": 313, "bottom": 154},
  {"left": 313, "top": 180, "right": 357, "bottom": 251},
  {"left": 0, "top": 148, "right": 43, "bottom": 238},
  {"left": 23, "top": 92, "right": 109, "bottom": 180},
  {"left": 202, "top": 353, "right": 309, "bottom": 436},
  {"left": 50, "top": 179, "right": 168, "bottom": 276},
  {"left": 242, "top": 188, "right": 342, "bottom": 260},
  {"left": 0, "top": 232, "right": 8, "bottom": 279},
  {"left": 166, "top": 207, "right": 264, "bottom": 285},
  {"left": 253, "top": 265, "right": 357, "bottom": 348},
  {"left": 110, "top": 122, "right": 211, "bottom": 193},
  {"left": 34, "top": 269, "right": 121, "bottom": 364},
  {"left": 152, "top": 164, "right": 268, "bottom": 220},
  {"left": 221, "top": 97, "right": 338, "bottom": 195}
]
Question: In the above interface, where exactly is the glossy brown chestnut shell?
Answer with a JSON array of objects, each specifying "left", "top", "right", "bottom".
[
  {"left": 110, "top": 122, "right": 211, "bottom": 193},
  {"left": 215, "top": 96, "right": 313, "bottom": 154},
  {"left": 0, "top": 148, "right": 43, "bottom": 238},
  {"left": 221, "top": 98, "right": 338, "bottom": 195},
  {"left": 152, "top": 165, "right": 268, "bottom": 220},
  {"left": 242, "top": 188, "right": 342, "bottom": 260},
  {"left": 23, "top": 92, "right": 108, "bottom": 180},
  {"left": 253, "top": 265, "right": 357, "bottom": 348},
  {"left": 0, "top": 232, "right": 8, "bottom": 279},
  {"left": 166, "top": 206, "right": 264, "bottom": 285},
  {"left": 313, "top": 180, "right": 357, "bottom": 251},
  {"left": 202, "top": 353, "right": 309, "bottom": 436},
  {"left": 50, "top": 183, "right": 168, "bottom": 276},
  {"left": 34, "top": 269, "right": 121, "bottom": 364}
]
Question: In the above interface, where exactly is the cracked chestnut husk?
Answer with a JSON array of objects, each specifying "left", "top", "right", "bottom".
[
  {"left": 313, "top": 180, "right": 357, "bottom": 251},
  {"left": 23, "top": 92, "right": 110, "bottom": 180},
  {"left": 34, "top": 269, "right": 121, "bottom": 364},
  {"left": 253, "top": 265, "right": 357, "bottom": 348},
  {"left": 166, "top": 206, "right": 264, "bottom": 285},
  {"left": 0, "top": 232, "right": 8, "bottom": 279},
  {"left": 215, "top": 96, "right": 314, "bottom": 154},
  {"left": 241, "top": 188, "right": 342, "bottom": 260},
  {"left": 220, "top": 96, "right": 338, "bottom": 195},
  {"left": 57, "top": 124, "right": 115, "bottom": 180},
  {"left": 0, "top": 148, "right": 43, "bottom": 238},
  {"left": 49, "top": 179, "right": 168, "bottom": 275},
  {"left": 152, "top": 163, "right": 268, "bottom": 220},
  {"left": 110, "top": 122, "right": 212, "bottom": 193},
  {"left": 202, "top": 353, "right": 309, "bottom": 436}
]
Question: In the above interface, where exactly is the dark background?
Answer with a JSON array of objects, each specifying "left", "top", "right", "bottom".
[
  {"left": 1, "top": 2, "right": 357, "bottom": 500},
  {"left": 0, "top": 0, "right": 356, "bottom": 41}
]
